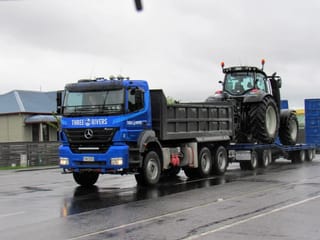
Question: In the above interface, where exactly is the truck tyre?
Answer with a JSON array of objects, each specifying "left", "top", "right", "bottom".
[
  {"left": 248, "top": 150, "right": 258, "bottom": 170},
  {"left": 73, "top": 172, "right": 99, "bottom": 187},
  {"left": 306, "top": 149, "right": 314, "bottom": 162},
  {"left": 197, "top": 147, "right": 212, "bottom": 177},
  {"left": 135, "top": 151, "right": 161, "bottom": 186},
  {"left": 248, "top": 96, "right": 279, "bottom": 144},
  {"left": 279, "top": 112, "right": 299, "bottom": 145},
  {"left": 212, "top": 145, "right": 228, "bottom": 175},
  {"left": 290, "top": 150, "right": 305, "bottom": 164},
  {"left": 258, "top": 149, "right": 271, "bottom": 168}
]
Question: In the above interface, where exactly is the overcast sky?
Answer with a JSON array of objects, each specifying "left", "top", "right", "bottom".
[{"left": 0, "top": 0, "right": 319, "bottom": 108}]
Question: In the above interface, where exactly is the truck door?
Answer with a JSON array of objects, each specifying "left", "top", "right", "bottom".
[{"left": 126, "top": 87, "right": 149, "bottom": 141}]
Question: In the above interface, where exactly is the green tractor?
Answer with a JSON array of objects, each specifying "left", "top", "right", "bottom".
[{"left": 207, "top": 60, "right": 298, "bottom": 145}]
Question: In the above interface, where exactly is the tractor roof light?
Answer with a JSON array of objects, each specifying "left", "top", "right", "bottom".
[{"left": 261, "top": 59, "right": 266, "bottom": 70}]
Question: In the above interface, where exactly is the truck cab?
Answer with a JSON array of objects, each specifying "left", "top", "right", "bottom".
[{"left": 58, "top": 78, "right": 152, "bottom": 184}]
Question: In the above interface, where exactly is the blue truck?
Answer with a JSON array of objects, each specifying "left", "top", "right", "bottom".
[{"left": 57, "top": 77, "right": 235, "bottom": 186}]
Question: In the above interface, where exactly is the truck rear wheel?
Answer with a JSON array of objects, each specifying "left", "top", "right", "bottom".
[
  {"left": 197, "top": 147, "right": 212, "bottom": 177},
  {"left": 279, "top": 111, "right": 299, "bottom": 145},
  {"left": 73, "top": 172, "right": 99, "bottom": 187},
  {"left": 212, "top": 145, "right": 228, "bottom": 175},
  {"left": 248, "top": 96, "right": 279, "bottom": 143},
  {"left": 135, "top": 151, "right": 161, "bottom": 186}
]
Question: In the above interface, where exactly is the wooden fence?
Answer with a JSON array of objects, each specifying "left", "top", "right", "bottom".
[{"left": 0, "top": 142, "right": 60, "bottom": 167}]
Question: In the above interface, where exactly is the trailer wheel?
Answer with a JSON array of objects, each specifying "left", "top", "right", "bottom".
[
  {"left": 212, "top": 145, "right": 228, "bottom": 175},
  {"left": 248, "top": 150, "right": 258, "bottom": 170},
  {"left": 197, "top": 147, "right": 212, "bottom": 177},
  {"left": 135, "top": 151, "right": 161, "bottom": 186},
  {"left": 290, "top": 150, "right": 305, "bottom": 164},
  {"left": 240, "top": 150, "right": 258, "bottom": 170},
  {"left": 248, "top": 96, "right": 279, "bottom": 143},
  {"left": 279, "top": 111, "right": 299, "bottom": 146},
  {"left": 259, "top": 149, "right": 271, "bottom": 168},
  {"left": 306, "top": 149, "right": 314, "bottom": 162},
  {"left": 73, "top": 172, "right": 99, "bottom": 187}
]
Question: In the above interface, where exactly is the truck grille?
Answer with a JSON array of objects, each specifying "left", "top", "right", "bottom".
[{"left": 64, "top": 128, "right": 117, "bottom": 153}]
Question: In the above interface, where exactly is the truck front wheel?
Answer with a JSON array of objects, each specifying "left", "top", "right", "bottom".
[
  {"left": 73, "top": 172, "right": 99, "bottom": 187},
  {"left": 135, "top": 151, "right": 161, "bottom": 186}
]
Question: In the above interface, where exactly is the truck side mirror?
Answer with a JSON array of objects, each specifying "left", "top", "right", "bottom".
[{"left": 56, "top": 90, "right": 63, "bottom": 114}]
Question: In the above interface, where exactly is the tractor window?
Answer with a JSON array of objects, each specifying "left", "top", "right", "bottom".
[
  {"left": 224, "top": 72, "right": 254, "bottom": 95},
  {"left": 256, "top": 73, "right": 267, "bottom": 92}
]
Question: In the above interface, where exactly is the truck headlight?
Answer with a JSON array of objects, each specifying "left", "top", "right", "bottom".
[
  {"left": 111, "top": 157, "right": 123, "bottom": 166},
  {"left": 60, "top": 157, "right": 69, "bottom": 165}
]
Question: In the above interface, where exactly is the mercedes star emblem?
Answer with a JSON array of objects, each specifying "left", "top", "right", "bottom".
[{"left": 84, "top": 129, "right": 94, "bottom": 139}]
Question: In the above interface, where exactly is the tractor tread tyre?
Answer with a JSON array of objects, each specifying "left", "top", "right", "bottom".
[
  {"left": 248, "top": 96, "right": 279, "bottom": 144},
  {"left": 279, "top": 112, "right": 299, "bottom": 146}
]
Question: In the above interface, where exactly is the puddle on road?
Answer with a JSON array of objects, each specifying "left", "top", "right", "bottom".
[
  {"left": 61, "top": 162, "right": 304, "bottom": 217},
  {"left": 60, "top": 173, "right": 238, "bottom": 217}
]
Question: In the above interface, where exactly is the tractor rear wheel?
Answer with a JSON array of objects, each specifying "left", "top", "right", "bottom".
[
  {"left": 279, "top": 111, "right": 299, "bottom": 145},
  {"left": 248, "top": 96, "right": 279, "bottom": 144}
]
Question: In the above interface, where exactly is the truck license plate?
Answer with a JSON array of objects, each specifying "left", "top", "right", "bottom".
[{"left": 83, "top": 156, "right": 95, "bottom": 162}]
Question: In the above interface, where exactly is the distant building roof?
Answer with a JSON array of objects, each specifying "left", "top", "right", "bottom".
[{"left": 0, "top": 90, "right": 56, "bottom": 115}]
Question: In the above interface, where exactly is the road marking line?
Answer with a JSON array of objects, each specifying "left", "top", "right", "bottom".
[
  {"left": 182, "top": 194, "right": 320, "bottom": 240},
  {"left": 0, "top": 211, "right": 25, "bottom": 219}
]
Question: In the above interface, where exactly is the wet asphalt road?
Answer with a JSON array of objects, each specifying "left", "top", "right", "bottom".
[{"left": 1, "top": 158, "right": 320, "bottom": 240}]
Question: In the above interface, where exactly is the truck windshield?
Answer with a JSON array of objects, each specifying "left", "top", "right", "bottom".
[
  {"left": 224, "top": 72, "right": 255, "bottom": 95},
  {"left": 63, "top": 89, "right": 124, "bottom": 116}
]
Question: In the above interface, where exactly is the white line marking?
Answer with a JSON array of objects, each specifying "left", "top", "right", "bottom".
[
  {"left": 0, "top": 211, "right": 25, "bottom": 219},
  {"left": 182, "top": 194, "right": 320, "bottom": 240}
]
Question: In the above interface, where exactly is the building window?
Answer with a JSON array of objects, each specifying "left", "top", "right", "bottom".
[
  {"left": 32, "top": 124, "right": 40, "bottom": 142},
  {"left": 32, "top": 123, "right": 50, "bottom": 142}
]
